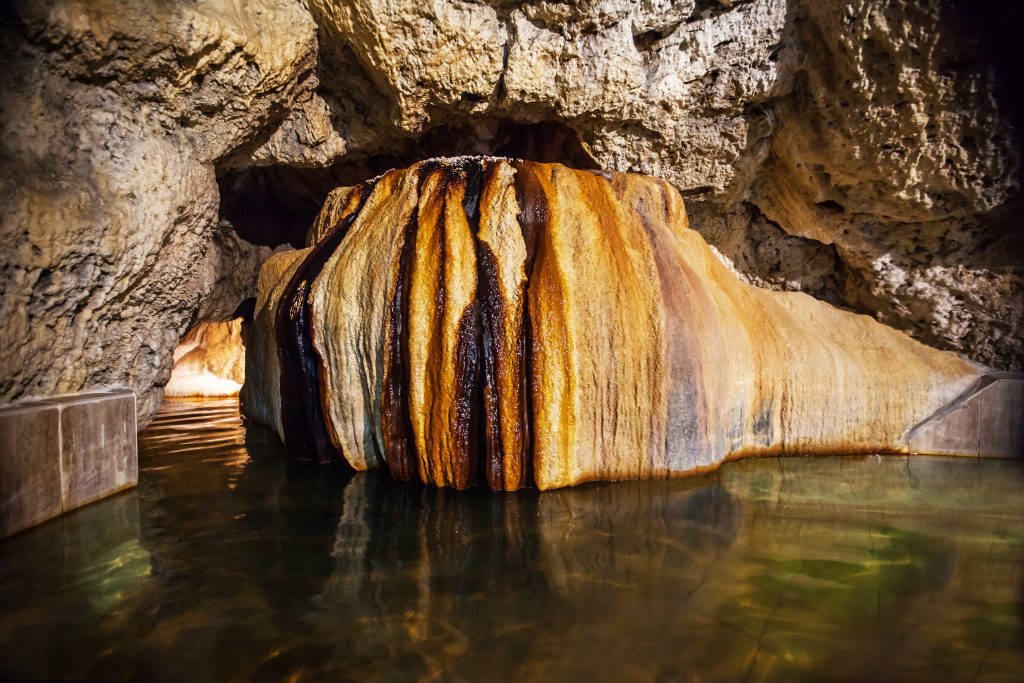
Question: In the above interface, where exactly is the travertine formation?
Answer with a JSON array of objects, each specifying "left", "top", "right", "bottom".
[{"left": 243, "top": 158, "right": 980, "bottom": 490}]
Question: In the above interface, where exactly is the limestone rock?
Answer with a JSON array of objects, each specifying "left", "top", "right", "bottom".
[
  {"left": 14, "top": 0, "right": 319, "bottom": 163},
  {"left": 748, "top": 1, "right": 1022, "bottom": 368},
  {"left": 239, "top": 91, "right": 348, "bottom": 168},
  {"left": 307, "top": 0, "right": 506, "bottom": 131},
  {"left": 196, "top": 223, "right": 278, "bottom": 323},
  {"left": 0, "top": 0, "right": 317, "bottom": 423},
  {"left": 244, "top": 158, "right": 980, "bottom": 489}
]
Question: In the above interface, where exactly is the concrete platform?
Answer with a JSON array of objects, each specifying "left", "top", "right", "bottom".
[
  {"left": 0, "top": 387, "right": 137, "bottom": 538},
  {"left": 906, "top": 373, "right": 1023, "bottom": 458}
]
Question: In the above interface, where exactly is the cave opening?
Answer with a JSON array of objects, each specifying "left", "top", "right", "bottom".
[
  {"left": 215, "top": 119, "right": 598, "bottom": 249},
  {"left": 165, "top": 319, "right": 246, "bottom": 398}
]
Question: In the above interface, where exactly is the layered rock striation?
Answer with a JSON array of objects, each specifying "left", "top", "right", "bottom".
[{"left": 243, "top": 158, "right": 980, "bottom": 490}]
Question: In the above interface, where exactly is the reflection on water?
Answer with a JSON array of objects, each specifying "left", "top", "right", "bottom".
[{"left": 1, "top": 398, "right": 1022, "bottom": 681}]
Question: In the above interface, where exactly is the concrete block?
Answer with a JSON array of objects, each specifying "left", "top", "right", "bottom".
[
  {"left": 979, "top": 376, "right": 1024, "bottom": 458},
  {"left": 54, "top": 389, "right": 137, "bottom": 509},
  {"left": 906, "top": 373, "right": 1023, "bottom": 458},
  {"left": 0, "top": 387, "right": 137, "bottom": 538},
  {"left": 906, "top": 393, "right": 980, "bottom": 457},
  {"left": 0, "top": 401, "right": 63, "bottom": 538}
]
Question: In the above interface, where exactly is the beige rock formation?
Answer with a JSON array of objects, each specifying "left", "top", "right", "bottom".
[
  {"left": 244, "top": 158, "right": 981, "bottom": 489},
  {"left": 165, "top": 320, "right": 246, "bottom": 398},
  {"left": 240, "top": 249, "right": 307, "bottom": 440}
]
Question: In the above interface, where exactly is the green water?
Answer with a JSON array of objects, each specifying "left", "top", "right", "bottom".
[{"left": 1, "top": 398, "right": 1022, "bottom": 681}]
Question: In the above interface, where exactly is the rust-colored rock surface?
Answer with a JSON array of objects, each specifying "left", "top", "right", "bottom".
[{"left": 243, "top": 158, "right": 981, "bottom": 489}]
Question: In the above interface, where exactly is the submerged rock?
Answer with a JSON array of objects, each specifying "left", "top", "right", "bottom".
[{"left": 243, "top": 158, "right": 981, "bottom": 490}]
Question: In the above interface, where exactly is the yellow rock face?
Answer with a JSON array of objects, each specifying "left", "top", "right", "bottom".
[{"left": 243, "top": 158, "right": 980, "bottom": 489}]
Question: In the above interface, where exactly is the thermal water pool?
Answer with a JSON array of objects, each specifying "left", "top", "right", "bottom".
[{"left": 1, "top": 398, "right": 1021, "bottom": 681}]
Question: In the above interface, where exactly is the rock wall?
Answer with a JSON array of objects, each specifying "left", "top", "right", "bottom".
[
  {"left": 1, "top": 0, "right": 1020, "bottom": 425},
  {"left": 0, "top": 0, "right": 312, "bottom": 419}
]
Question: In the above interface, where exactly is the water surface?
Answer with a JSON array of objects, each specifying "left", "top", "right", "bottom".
[{"left": 1, "top": 398, "right": 1022, "bottom": 681}]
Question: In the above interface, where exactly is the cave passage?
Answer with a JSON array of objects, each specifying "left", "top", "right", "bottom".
[{"left": 165, "top": 319, "right": 247, "bottom": 399}]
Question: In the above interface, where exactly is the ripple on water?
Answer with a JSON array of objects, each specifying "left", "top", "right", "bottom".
[{"left": 0, "top": 398, "right": 1022, "bottom": 681}]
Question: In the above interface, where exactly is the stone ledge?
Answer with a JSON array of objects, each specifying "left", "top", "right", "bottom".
[
  {"left": 0, "top": 387, "right": 137, "bottom": 539},
  {"left": 906, "top": 373, "right": 1024, "bottom": 458}
]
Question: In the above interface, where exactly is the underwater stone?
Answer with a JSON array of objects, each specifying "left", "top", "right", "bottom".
[{"left": 242, "top": 158, "right": 988, "bottom": 490}]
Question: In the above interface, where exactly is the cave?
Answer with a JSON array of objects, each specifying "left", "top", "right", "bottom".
[{"left": 1, "top": 1, "right": 1023, "bottom": 679}]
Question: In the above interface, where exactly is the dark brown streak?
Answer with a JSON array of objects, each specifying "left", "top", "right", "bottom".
[
  {"left": 512, "top": 161, "right": 551, "bottom": 490},
  {"left": 275, "top": 181, "right": 375, "bottom": 464},
  {"left": 448, "top": 158, "right": 485, "bottom": 490},
  {"left": 432, "top": 170, "right": 449, "bottom": 485},
  {"left": 451, "top": 300, "right": 483, "bottom": 490},
  {"left": 381, "top": 201, "right": 421, "bottom": 482},
  {"left": 473, "top": 160, "right": 521, "bottom": 490},
  {"left": 477, "top": 241, "right": 506, "bottom": 490}
]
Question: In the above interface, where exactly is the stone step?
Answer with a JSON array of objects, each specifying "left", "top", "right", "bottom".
[{"left": 0, "top": 387, "right": 137, "bottom": 539}]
